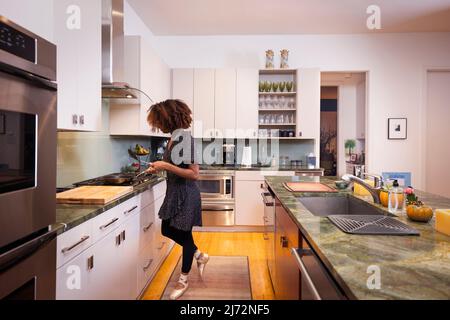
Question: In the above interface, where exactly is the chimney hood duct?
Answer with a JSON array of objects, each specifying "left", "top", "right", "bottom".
[{"left": 101, "top": 0, "right": 153, "bottom": 102}]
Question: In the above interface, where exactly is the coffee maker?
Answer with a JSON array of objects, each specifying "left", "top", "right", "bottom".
[{"left": 223, "top": 144, "right": 236, "bottom": 166}]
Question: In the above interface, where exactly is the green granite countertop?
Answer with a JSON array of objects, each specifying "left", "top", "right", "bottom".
[
  {"left": 55, "top": 176, "right": 166, "bottom": 234},
  {"left": 265, "top": 176, "right": 450, "bottom": 300}
]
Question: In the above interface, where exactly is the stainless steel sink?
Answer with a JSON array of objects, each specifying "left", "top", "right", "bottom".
[{"left": 297, "top": 194, "right": 392, "bottom": 217}]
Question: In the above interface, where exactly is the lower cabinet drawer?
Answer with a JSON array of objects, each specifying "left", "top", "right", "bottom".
[
  {"left": 139, "top": 203, "right": 157, "bottom": 251},
  {"left": 57, "top": 222, "right": 93, "bottom": 269},
  {"left": 90, "top": 206, "right": 121, "bottom": 243},
  {"left": 137, "top": 244, "right": 157, "bottom": 294}
]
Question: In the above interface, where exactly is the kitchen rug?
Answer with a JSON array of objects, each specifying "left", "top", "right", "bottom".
[{"left": 161, "top": 256, "right": 252, "bottom": 300}]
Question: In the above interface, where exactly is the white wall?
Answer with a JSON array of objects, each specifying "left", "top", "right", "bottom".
[
  {"left": 425, "top": 71, "right": 450, "bottom": 198},
  {"left": 148, "top": 33, "right": 450, "bottom": 188},
  {"left": 0, "top": 0, "right": 54, "bottom": 42}
]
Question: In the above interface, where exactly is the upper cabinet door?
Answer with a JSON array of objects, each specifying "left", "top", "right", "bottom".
[
  {"left": 139, "top": 38, "right": 171, "bottom": 137},
  {"left": 193, "top": 69, "right": 215, "bottom": 138},
  {"left": 296, "top": 68, "right": 321, "bottom": 140},
  {"left": 236, "top": 68, "right": 259, "bottom": 139},
  {"left": 172, "top": 69, "right": 194, "bottom": 111},
  {"left": 214, "top": 69, "right": 236, "bottom": 139},
  {"left": 172, "top": 69, "right": 194, "bottom": 132},
  {"left": 54, "top": 0, "right": 102, "bottom": 131}
]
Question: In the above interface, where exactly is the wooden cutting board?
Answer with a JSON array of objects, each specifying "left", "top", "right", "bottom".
[
  {"left": 284, "top": 182, "right": 337, "bottom": 193},
  {"left": 56, "top": 186, "right": 133, "bottom": 205}
]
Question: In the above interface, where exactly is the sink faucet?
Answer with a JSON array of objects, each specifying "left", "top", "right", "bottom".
[{"left": 341, "top": 174, "right": 383, "bottom": 204}]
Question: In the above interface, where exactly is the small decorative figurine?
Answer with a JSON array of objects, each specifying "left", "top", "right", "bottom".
[
  {"left": 280, "top": 49, "right": 289, "bottom": 69},
  {"left": 265, "top": 50, "right": 274, "bottom": 69}
]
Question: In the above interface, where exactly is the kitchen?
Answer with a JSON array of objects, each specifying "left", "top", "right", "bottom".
[{"left": 1, "top": 0, "right": 450, "bottom": 307}]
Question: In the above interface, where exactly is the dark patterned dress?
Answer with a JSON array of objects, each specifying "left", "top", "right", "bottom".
[{"left": 158, "top": 132, "right": 202, "bottom": 231}]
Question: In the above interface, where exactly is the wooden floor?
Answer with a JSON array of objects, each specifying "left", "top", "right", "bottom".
[{"left": 141, "top": 232, "right": 275, "bottom": 300}]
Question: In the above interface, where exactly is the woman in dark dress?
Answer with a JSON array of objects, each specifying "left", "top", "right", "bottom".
[{"left": 146, "top": 99, "right": 208, "bottom": 300}]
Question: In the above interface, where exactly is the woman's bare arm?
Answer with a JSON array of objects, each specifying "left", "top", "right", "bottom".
[{"left": 148, "top": 161, "right": 199, "bottom": 180}]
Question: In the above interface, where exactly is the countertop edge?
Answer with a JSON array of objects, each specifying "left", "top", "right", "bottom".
[{"left": 54, "top": 177, "right": 166, "bottom": 235}]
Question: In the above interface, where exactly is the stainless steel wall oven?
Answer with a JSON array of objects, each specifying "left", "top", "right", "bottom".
[{"left": 0, "top": 16, "right": 58, "bottom": 300}]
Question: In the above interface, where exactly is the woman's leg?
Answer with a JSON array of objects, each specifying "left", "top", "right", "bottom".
[{"left": 161, "top": 219, "right": 198, "bottom": 273}]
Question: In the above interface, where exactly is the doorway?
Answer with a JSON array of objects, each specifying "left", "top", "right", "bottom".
[
  {"left": 425, "top": 70, "right": 450, "bottom": 197},
  {"left": 320, "top": 87, "right": 338, "bottom": 176},
  {"left": 321, "top": 72, "right": 367, "bottom": 177}
]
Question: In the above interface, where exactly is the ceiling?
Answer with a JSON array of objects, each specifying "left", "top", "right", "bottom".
[{"left": 127, "top": 0, "right": 450, "bottom": 36}]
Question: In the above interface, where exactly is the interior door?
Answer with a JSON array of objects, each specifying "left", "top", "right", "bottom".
[{"left": 426, "top": 71, "right": 450, "bottom": 197}]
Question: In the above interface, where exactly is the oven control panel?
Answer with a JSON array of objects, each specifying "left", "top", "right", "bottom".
[{"left": 0, "top": 20, "right": 36, "bottom": 63}]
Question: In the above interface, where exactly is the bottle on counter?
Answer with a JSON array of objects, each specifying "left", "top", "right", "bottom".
[{"left": 388, "top": 180, "right": 403, "bottom": 214}]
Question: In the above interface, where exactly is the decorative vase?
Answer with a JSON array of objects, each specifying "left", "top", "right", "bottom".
[
  {"left": 265, "top": 50, "right": 274, "bottom": 69},
  {"left": 279, "top": 81, "right": 286, "bottom": 92},
  {"left": 259, "top": 81, "right": 265, "bottom": 92},
  {"left": 280, "top": 49, "right": 289, "bottom": 69}
]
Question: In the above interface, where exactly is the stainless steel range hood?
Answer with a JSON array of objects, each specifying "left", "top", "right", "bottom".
[{"left": 102, "top": 0, "right": 152, "bottom": 102}]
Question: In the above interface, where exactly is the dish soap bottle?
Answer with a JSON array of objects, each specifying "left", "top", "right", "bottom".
[{"left": 388, "top": 180, "right": 403, "bottom": 214}]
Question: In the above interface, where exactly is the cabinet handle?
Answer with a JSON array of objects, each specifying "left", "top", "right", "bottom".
[
  {"left": 99, "top": 218, "right": 119, "bottom": 230},
  {"left": 143, "top": 259, "right": 154, "bottom": 271},
  {"left": 291, "top": 248, "right": 322, "bottom": 300},
  {"left": 280, "top": 236, "right": 288, "bottom": 248},
  {"left": 87, "top": 255, "right": 94, "bottom": 270},
  {"left": 116, "top": 234, "right": 121, "bottom": 246},
  {"left": 61, "top": 235, "right": 90, "bottom": 254},
  {"left": 121, "top": 230, "right": 126, "bottom": 242},
  {"left": 124, "top": 205, "right": 138, "bottom": 215},
  {"left": 79, "top": 115, "right": 85, "bottom": 125},
  {"left": 157, "top": 242, "right": 166, "bottom": 250},
  {"left": 143, "top": 222, "right": 154, "bottom": 232},
  {"left": 72, "top": 114, "right": 78, "bottom": 125}
]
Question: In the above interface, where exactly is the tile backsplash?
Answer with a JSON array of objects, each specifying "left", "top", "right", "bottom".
[{"left": 57, "top": 103, "right": 152, "bottom": 187}]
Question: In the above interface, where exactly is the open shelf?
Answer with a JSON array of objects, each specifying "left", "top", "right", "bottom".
[
  {"left": 259, "top": 123, "right": 296, "bottom": 126},
  {"left": 259, "top": 108, "right": 296, "bottom": 112},
  {"left": 259, "top": 91, "right": 297, "bottom": 95},
  {"left": 259, "top": 68, "right": 297, "bottom": 75}
]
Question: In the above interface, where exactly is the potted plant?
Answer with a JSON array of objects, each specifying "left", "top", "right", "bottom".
[{"left": 344, "top": 139, "right": 356, "bottom": 156}]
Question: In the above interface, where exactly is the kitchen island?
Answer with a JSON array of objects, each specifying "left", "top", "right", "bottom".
[{"left": 265, "top": 176, "right": 450, "bottom": 300}]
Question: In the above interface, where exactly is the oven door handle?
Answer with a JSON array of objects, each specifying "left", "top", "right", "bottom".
[
  {"left": 291, "top": 248, "right": 322, "bottom": 300},
  {"left": 202, "top": 204, "right": 234, "bottom": 211},
  {"left": 0, "top": 224, "right": 64, "bottom": 273}
]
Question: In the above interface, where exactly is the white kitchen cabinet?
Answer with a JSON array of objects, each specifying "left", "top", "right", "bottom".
[
  {"left": 109, "top": 36, "right": 171, "bottom": 137},
  {"left": 235, "top": 180, "right": 265, "bottom": 226},
  {"left": 193, "top": 69, "right": 216, "bottom": 138},
  {"left": 234, "top": 171, "right": 295, "bottom": 226},
  {"left": 84, "top": 229, "right": 122, "bottom": 300},
  {"left": 236, "top": 68, "right": 259, "bottom": 139},
  {"left": 296, "top": 68, "right": 320, "bottom": 139},
  {"left": 117, "top": 212, "right": 140, "bottom": 299},
  {"left": 214, "top": 69, "right": 236, "bottom": 138},
  {"left": 297, "top": 68, "right": 321, "bottom": 159},
  {"left": 54, "top": 0, "right": 102, "bottom": 131},
  {"left": 56, "top": 249, "right": 89, "bottom": 300},
  {"left": 56, "top": 181, "right": 173, "bottom": 300},
  {"left": 172, "top": 69, "right": 195, "bottom": 112}
]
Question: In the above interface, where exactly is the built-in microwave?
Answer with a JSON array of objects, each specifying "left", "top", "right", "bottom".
[{"left": 198, "top": 171, "right": 235, "bottom": 226}]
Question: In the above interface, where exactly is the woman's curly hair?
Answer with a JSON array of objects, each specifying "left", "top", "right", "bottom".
[{"left": 147, "top": 99, "right": 192, "bottom": 133}]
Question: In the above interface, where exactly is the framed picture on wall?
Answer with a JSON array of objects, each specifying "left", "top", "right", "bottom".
[{"left": 388, "top": 118, "right": 407, "bottom": 140}]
